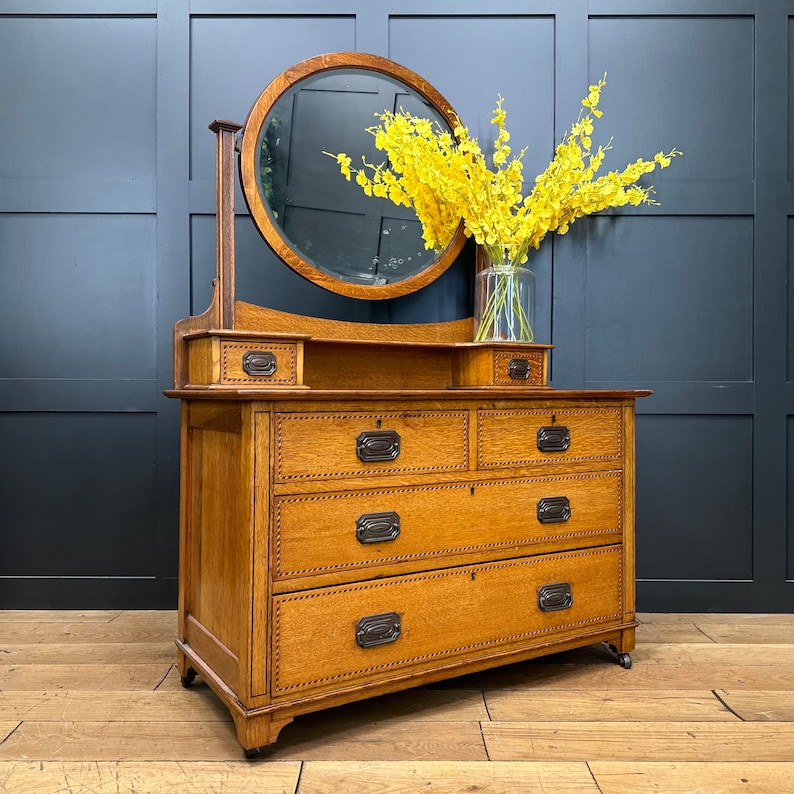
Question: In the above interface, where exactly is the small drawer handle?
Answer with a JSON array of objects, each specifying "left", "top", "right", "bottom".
[
  {"left": 537, "top": 425, "right": 571, "bottom": 453},
  {"left": 242, "top": 350, "right": 277, "bottom": 376},
  {"left": 538, "top": 582, "right": 574, "bottom": 612},
  {"left": 356, "top": 430, "right": 401, "bottom": 462},
  {"left": 356, "top": 511, "right": 401, "bottom": 544},
  {"left": 355, "top": 612, "right": 401, "bottom": 648},
  {"left": 508, "top": 358, "right": 531, "bottom": 379},
  {"left": 537, "top": 496, "right": 571, "bottom": 524}
]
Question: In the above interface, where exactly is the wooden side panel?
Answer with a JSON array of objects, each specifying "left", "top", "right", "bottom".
[
  {"left": 621, "top": 401, "right": 638, "bottom": 640},
  {"left": 186, "top": 337, "right": 217, "bottom": 386},
  {"left": 183, "top": 404, "right": 249, "bottom": 684}
]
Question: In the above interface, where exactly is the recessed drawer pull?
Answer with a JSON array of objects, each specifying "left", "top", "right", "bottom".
[
  {"left": 356, "top": 430, "right": 401, "bottom": 462},
  {"left": 536, "top": 496, "right": 571, "bottom": 524},
  {"left": 537, "top": 582, "right": 574, "bottom": 612},
  {"left": 356, "top": 511, "right": 401, "bottom": 544},
  {"left": 355, "top": 612, "right": 401, "bottom": 648},
  {"left": 536, "top": 425, "right": 571, "bottom": 452},
  {"left": 508, "top": 358, "right": 531, "bottom": 379},
  {"left": 242, "top": 350, "right": 277, "bottom": 376}
]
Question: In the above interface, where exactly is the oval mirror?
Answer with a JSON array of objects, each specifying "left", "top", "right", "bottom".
[{"left": 239, "top": 53, "right": 467, "bottom": 300}]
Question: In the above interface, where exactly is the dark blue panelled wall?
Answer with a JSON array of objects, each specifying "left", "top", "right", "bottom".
[{"left": 0, "top": 0, "right": 791, "bottom": 611}]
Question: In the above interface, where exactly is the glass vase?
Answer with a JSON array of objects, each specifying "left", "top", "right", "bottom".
[{"left": 474, "top": 249, "right": 535, "bottom": 342}]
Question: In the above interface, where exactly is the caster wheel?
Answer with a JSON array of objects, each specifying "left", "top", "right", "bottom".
[
  {"left": 180, "top": 668, "right": 197, "bottom": 688},
  {"left": 244, "top": 746, "right": 262, "bottom": 759},
  {"left": 604, "top": 642, "right": 632, "bottom": 669}
]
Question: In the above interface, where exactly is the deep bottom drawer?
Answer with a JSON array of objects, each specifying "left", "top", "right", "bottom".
[{"left": 271, "top": 545, "right": 624, "bottom": 698}]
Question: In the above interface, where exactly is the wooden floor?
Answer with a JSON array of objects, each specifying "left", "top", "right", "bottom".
[{"left": 0, "top": 613, "right": 793, "bottom": 793}]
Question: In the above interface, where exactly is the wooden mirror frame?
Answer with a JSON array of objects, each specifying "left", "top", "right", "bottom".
[{"left": 238, "top": 52, "right": 468, "bottom": 300}]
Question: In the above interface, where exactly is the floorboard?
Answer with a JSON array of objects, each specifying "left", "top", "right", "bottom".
[{"left": 0, "top": 611, "right": 791, "bottom": 793}]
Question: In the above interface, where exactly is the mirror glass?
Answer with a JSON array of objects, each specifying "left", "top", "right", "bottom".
[
  {"left": 257, "top": 69, "right": 449, "bottom": 286},
  {"left": 239, "top": 54, "right": 466, "bottom": 299}
]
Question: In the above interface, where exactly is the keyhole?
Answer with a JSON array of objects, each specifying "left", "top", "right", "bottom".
[
  {"left": 551, "top": 414, "right": 556, "bottom": 424},
  {"left": 376, "top": 419, "right": 382, "bottom": 429},
  {"left": 470, "top": 486, "right": 475, "bottom": 496}
]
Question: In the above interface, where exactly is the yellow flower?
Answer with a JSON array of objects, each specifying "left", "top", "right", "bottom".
[
  {"left": 325, "top": 76, "right": 680, "bottom": 258},
  {"left": 336, "top": 153, "right": 352, "bottom": 179}
]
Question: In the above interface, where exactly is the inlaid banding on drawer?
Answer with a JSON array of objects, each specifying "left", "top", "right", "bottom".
[
  {"left": 271, "top": 546, "right": 623, "bottom": 697},
  {"left": 275, "top": 411, "right": 468, "bottom": 481},
  {"left": 478, "top": 407, "right": 623, "bottom": 468},
  {"left": 274, "top": 471, "right": 622, "bottom": 579},
  {"left": 221, "top": 341, "right": 297, "bottom": 385}
]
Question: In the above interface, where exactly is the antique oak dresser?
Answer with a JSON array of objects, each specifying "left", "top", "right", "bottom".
[{"left": 167, "top": 53, "right": 647, "bottom": 756}]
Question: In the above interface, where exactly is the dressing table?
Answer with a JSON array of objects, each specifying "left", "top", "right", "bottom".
[{"left": 167, "top": 52, "right": 645, "bottom": 756}]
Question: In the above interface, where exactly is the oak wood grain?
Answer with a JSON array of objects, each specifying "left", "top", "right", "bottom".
[
  {"left": 482, "top": 721, "right": 794, "bottom": 762},
  {"left": 0, "top": 643, "right": 173, "bottom": 664},
  {"left": 638, "top": 613, "right": 794, "bottom": 625},
  {"left": 0, "top": 689, "right": 231, "bottom": 722},
  {"left": 0, "top": 761, "right": 302, "bottom": 794},
  {"left": 589, "top": 761, "right": 794, "bottom": 794},
  {"left": 0, "top": 721, "right": 244, "bottom": 761},
  {"left": 716, "top": 689, "right": 794, "bottom": 721},
  {"left": 0, "top": 615, "right": 175, "bottom": 644},
  {"left": 484, "top": 689, "right": 739, "bottom": 722},
  {"left": 0, "top": 664, "right": 171, "bottom": 691},
  {"left": 298, "top": 760, "right": 600, "bottom": 793},
  {"left": 259, "top": 719, "right": 489, "bottom": 762}
]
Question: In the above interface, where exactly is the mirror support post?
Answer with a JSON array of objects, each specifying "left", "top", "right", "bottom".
[{"left": 209, "top": 119, "right": 243, "bottom": 330}]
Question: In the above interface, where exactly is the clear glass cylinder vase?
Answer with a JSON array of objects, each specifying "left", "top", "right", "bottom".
[{"left": 474, "top": 250, "right": 535, "bottom": 342}]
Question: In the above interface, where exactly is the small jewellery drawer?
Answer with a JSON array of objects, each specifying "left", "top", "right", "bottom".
[
  {"left": 451, "top": 345, "right": 549, "bottom": 387},
  {"left": 478, "top": 406, "right": 623, "bottom": 469},
  {"left": 271, "top": 545, "right": 624, "bottom": 698},
  {"left": 274, "top": 411, "right": 468, "bottom": 482},
  {"left": 274, "top": 471, "right": 623, "bottom": 581},
  {"left": 220, "top": 341, "right": 299, "bottom": 386}
]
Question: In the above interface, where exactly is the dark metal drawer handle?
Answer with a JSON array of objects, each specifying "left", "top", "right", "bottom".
[
  {"left": 537, "top": 425, "right": 571, "bottom": 452},
  {"left": 356, "top": 511, "right": 401, "bottom": 544},
  {"left": 537, "top": 496, "right": 571, "bottom": 524},
  {"left": 356, "top": 430, "right": 401, "bottom": 462},
  {"left": 538, "top": 582, "right": 574, "bottom": 612},
  {"left": 508, "top": 358, "right": 531, "bottom": 379},
  {"left": 242, "top": 350, "right": 277, "bottom": 376},
  {"left": 355, "top": 612, "right": 401, "bottom": 648}
]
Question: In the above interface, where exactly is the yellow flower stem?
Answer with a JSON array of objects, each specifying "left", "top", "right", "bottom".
[{"left": 475, "top": 248, "right": 534, "bottom": 343}]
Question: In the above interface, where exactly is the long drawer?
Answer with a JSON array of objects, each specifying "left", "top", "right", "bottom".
[
  {"left": 274, "top": 410, "right": 469, "bottom": 482},
  {"left": 273, "top": 471, "right": 623, "bottom": 582},
  {"left": 271, "top": 545, "right": 623, "bottom": 699},
  {"left": 478, "top": 406, "right": 623, "bottom": 469}
]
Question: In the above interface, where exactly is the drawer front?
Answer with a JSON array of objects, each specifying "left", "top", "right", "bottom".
[
  {"left": 478, "top": 406, "right": 623, "bottom": 468},
  {"left": 275, "top": 411, "right": 469, "bottom": 482},
  {"left": 271, "top": 546, "right": 623, "bottom": 698},
  {"left": 492, "top": 349, "right": 547, "bottom": 386},
  {"left": 274, "top": 471, "right": 622, "bottom": 580},
  {"left": 221, "top": 341, "right": 298, "bottom": 386}
]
